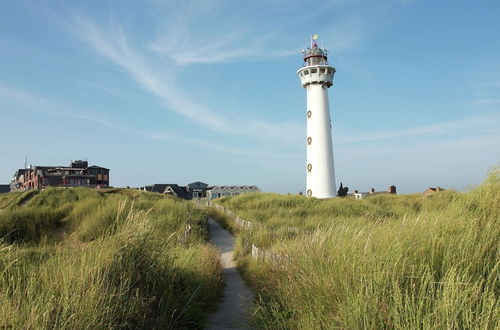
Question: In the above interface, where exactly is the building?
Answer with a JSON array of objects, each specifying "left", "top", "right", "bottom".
[
  {"left": 353, "top": 191, "right": 369, "bottom": 200},
  {"left": 186, "top": 181, "right": 209, "bottom": 198},
  {"left": 353, "top": 186, "right": 397, "bottom": 200},
  {"left": 207, "top": 185, "right": 260, "bottom": 199},
  {"left": 10, "top": 160, "right": 110, "bottom": 191},
  {"left": 0, "top": 184, "right": 10, "bottom": 194},
  {"left": 139, "top": 184, "right": 190, "bottom": 199},
  {"left": 139, "top": 182, "right": 260, "bottom": 200},
  {"left": 423, "top": 186, "right": 445, "bottom": 196},
  {"left": 297, "top": 35, "right": 336, "bottom": 199}
]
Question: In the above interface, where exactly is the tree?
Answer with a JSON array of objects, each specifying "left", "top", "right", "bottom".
[{"left": 337, "top": 182, "right": 349, "bottom": 197}]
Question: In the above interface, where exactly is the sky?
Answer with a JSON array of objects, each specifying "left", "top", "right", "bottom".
[{"left": 0, "top": 0, "right": 499, "bottom": 194}]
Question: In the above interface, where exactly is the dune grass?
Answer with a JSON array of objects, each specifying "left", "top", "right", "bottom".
[
  {"left": 0, "top": 187, "right": 222, "bottom": 329},
  {"left": 0, "top": 190, "right": 39, "bottom": 210},
  {"left": 213, "top": 169, "right": 499, "bottom": 329}
]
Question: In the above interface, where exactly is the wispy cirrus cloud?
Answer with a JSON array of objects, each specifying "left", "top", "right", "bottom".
[
  {"left": 150, "top": 29, "right": 296, "bottom": 65},
  {"left": 336, "top": 113, "right": 500, "bottom": 144},
  {"left": 74, "top": 17, "right": 229, "bottom": 131},
  {"left": 0, "top": 83, "right": 172, "bottom": 140},
  {"left": 148, "top": 1, "right": 297, "bottom": 65},
  {"left": 147, "top": 0, "right": 371, "bottom": 65},
  {"left": 0, "top": 83, "right": 300, "bottom": 161},
  {"left": 73, "top": 16, "right": 302, "bottom": 148}
]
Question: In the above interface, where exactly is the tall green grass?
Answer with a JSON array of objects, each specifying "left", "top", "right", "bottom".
[
  {"left": 0, "top": 190, "right": 38, "bottom": 210},
  {"left": 214, "top": 169, "right": 499, "bottom": 329},
  {"left": 0, "top": 188, "right": 222, "bottom": 329}
]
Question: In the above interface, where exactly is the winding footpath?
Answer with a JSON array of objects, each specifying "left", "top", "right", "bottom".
[{"left": 206, "top": 218, "right": 254, "bottom": 330}]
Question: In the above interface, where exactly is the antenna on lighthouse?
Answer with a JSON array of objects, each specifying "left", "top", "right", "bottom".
[{"left": 311, "top": 33, "right": 318, "bottom": 48}]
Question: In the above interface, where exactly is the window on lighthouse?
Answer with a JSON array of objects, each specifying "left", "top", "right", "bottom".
[
  {"left": 307, "top": 111, "right": 312, "bottom": 118},
  {"left": 307, "top": 164, "right": 312, "bottom": 172}
]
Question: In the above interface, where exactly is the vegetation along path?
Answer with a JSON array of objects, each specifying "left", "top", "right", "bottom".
[{"left": 206, "top": 218, "right": 254, "bottom": 330}]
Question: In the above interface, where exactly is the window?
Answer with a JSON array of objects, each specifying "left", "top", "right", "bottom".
[
  {"left": 304, "top": 70, "right": 309, "bottom": 75},
  {"left": 307, "top": 110, "right": 312, "bottom": 118},
  {"left": 311, "top": 68, "right": 317, "bottom": 74},
  {"left": 307, "top": 137, "right": 312, "bottom": 145},
  {"left": 307, "top": 164, "right": 312, "bottom": 172},
  {"left": 327, "top": 68, "right": 333, "bottom": 74},
  {"left": 321, "top": 68, "right": 327, "bottom": 73},
  {"left": 307, "top": 189, "right": 312, "bottom": 197}
]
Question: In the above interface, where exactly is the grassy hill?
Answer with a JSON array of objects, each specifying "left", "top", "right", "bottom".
[
  {"left": 0, "top": 188, "right": 222, "bottom": 329},
  {"left": 212, "top": 169, "right": 499, "bottom": 329}
]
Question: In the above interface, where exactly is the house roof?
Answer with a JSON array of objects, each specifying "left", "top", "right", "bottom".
[
  {"left": 140, "top": 185, "right": 154, "bottom": 192},
  {"left": 163, "top": 184, "right": 189, "bottom": 199},
  {"left": 33, "top": 166, "right": 58, "bottom": 170},
  {"left": 146, "top": 183, "right": 189, "bottom": 199},
  {"left": 47, "top": 167, "right": 86, "bottom": 171},
  {"left": 151, "top": 184, "right": 169, "bottom": 193},
  {"left": 208, "top": 185, "right": 260, "bottom": 191},
  {"left": 88, "top": 165, "right": 110, "bottom": 170}
]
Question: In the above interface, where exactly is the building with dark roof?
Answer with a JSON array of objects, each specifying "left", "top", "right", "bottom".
[
  {"left": 0, "top": 184, "right": 10, "bottom": 194},
  {"left": 186, "top": 181, "right": 209, "bottom": 198},
  {"left": 10, "top": 160, "right": 110, "bottom": 191},
  {"left": 138, "top": 182, "right": 259, "bottom": 200},
  {"left": 139, "top": 183, "right": 190, "bottom": 199}
]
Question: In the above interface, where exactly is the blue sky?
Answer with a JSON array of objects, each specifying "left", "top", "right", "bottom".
[{"left": 0, "top": 0, "right": 499, "bottom": 193}]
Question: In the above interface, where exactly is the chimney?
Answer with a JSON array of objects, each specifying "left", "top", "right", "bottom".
[{"left": 436, "top": 186, "right": 441, "bottom": 192}]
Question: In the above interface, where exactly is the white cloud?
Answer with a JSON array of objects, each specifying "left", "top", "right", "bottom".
[
  {"left": 0, "top": 83, "right": 170, "bottom": 140},
  {"left": 73, "top": 16, "right": 302, "bottom": 148},
  {"left": 336, "top": 114, "right": 500, "bottom": 144},
  {"left": 0, "top": 83, "right": 301, "bottom": 162}
]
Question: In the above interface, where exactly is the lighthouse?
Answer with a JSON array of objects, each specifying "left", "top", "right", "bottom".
[{"left": 297, "top": 35, "right": 336, "bottom": 198}]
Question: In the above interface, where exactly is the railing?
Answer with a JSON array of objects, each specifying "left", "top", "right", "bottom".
[{"left": 196, "top": 200, "right": 291, "bottom": 266}]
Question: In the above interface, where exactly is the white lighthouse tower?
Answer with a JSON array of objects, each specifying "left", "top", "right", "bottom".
[{"left": 297, "top": 35, "right": 336, "bottom": 198}]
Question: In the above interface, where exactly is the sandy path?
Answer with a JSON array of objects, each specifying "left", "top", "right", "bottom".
[{"left": 206, "top": 218, "right": 254, "bottom": 330}]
